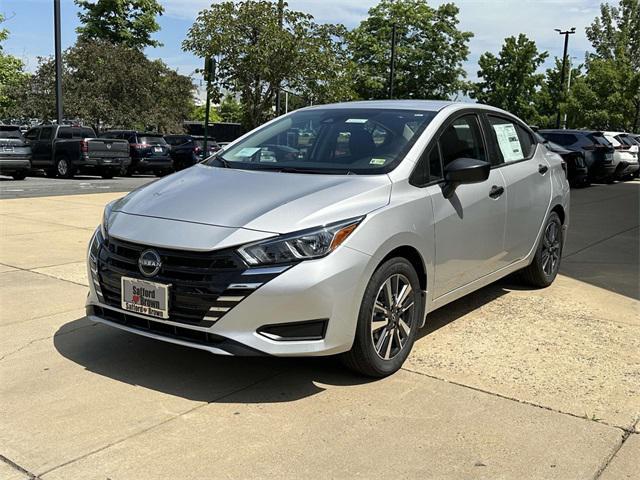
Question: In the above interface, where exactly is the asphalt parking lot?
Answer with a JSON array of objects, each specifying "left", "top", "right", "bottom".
[
  {"left": 0, "top": 179, "right": 638, "bottom": 479},
  {"left": 0, "top": 173, "right": 156, "bottom": 199}
]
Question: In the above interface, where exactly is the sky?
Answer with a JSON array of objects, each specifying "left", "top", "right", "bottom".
[{"left": 1, "top": 0, "right": 603, "bottom": 86}]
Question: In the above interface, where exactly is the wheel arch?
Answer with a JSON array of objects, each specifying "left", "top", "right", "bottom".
[
  {"left": 378, "top": 245, "right": 427, "bottom": 292},
  {"left": 551, "top": 204, "right": 565, "bottom": 224}
]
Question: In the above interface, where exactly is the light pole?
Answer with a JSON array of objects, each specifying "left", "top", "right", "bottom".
[
  {"left": 203, "top": 57, "right": 215, "bottom": 155},
  {"left": 562, "top": 56, "right": 577, "bottom": 129},
  {"left": 389, "top": 23, "right": 397, "bottom": 99},
  {"left": 275, "top": 0, "right": 284, "bottom": 115},
  {"left": 54, "top": 0, "right": 63, "bottom": 124},
  {"left": 555, "top": 27, "right": 576, "bottom": 129}
]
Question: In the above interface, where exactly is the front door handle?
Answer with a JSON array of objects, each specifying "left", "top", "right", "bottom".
[
  {"left": 489, "top": 185, "right": 504, "bottom": 199},
  {"left": 538, "top": 164, "right": 549, "bottom": 174}
]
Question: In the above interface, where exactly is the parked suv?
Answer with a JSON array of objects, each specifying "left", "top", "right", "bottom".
[
  {"left": 87, "top": 100, "right": 569, "bottom": 377},
  {"left": 23, "top": 125, "right": 129, "bottom": 179},
  {"left": 165, "top": 134, "right": 220, "bottom": 171},
  {"left": 605, "top": 132, "right": 639, "bottom": 179},
  {"left": 535, "top": 133, "right": 588, "bottom": 187},
  {"left": 538, "top": 130, "right": 616, "bottom": 182},
  {"left": 99, "top": 131, "right": 172, "bottom": 176},
  {"left": 0, "top": 125, "right": 31, "bottom": 180}
]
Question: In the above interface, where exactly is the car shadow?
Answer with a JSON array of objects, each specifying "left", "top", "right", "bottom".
[
  {"left": 53, "top": 317, "right": 375, "bottom": 404},
  {"left": 416, "top": 280, "right": 511, "bottom": 340},
  {"left": 53, "top": 280, "right": 515, "bottom": 403}
]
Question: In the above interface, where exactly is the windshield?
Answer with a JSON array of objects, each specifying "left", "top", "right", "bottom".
[
  {"left": 205, "top": 108, "right": 437, "bottom": 174},
  {"left": 0, "top": 128, "right": 23, "bottom": 139}
]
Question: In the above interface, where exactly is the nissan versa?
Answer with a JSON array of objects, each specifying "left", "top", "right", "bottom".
[{"left": 86, "top": 100, "right": 569, "bottom": 377}]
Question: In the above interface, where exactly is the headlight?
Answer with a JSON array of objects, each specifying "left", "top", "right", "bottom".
[
  {"left": 237, "top": 217, "right": 363, "bottom": 266},
  {"left": 101, "top": 200, "right": 117, "bottom": 236}
]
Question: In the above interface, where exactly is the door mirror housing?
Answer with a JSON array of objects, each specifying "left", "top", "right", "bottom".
[{"left": 442, "top": 157, "right": 491, "bottom": 198}]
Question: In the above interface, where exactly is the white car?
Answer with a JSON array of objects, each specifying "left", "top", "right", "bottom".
[
  {"left": 603, "top": 131, "right": 639, "bottom": 179},
  {"left": 87, "top": 100, "right": 570, "bottom": 377}
]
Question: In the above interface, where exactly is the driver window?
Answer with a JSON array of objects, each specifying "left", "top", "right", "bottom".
[{"left": 438, "top": 115, "right": 486, "bottom": 169}]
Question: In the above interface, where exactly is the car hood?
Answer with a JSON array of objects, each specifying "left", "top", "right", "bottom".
[{"left": 115, "top": 164, "right": 392, "bottom": 234}]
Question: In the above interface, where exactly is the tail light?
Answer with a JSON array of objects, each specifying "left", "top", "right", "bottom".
[
  {"left": 80, "top": 140, "right": 89, "bottom": 153},
  {"left": 193, "top": 146, "right": 202, "bottom": 154},
  {"left": 132, "top": 143, "right": 148, "bottom": 149}
]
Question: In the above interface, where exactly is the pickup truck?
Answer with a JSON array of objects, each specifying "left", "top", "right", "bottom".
[{"left": 23, "top": 125, "right": 130, "bottom": 179}]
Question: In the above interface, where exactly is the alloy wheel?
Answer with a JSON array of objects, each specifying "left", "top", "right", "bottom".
[
  {"left": 541, "top": 220, "right": 561, "bottom": 276},
  {"left": 57, "top": 159, "right": 68, "bottom": 176},
  {"left": 370, "top": 273, "right": 415, "bottom": 360}
]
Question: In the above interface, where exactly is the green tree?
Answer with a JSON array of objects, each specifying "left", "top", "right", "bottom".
[
  {"left": 183, "top": 0, "right": 353, "bottom": 129},
  {"left": 75, "top": 0, "right": 164, "bottom": 49},
  {"left": 145, "top": 61, "right": 196, "bottom": 132},
  {"left": 470, "top": 34, "right": 548, "bottom": 123},
  {"left": 15, "top": 40, "right": 194, "bottom": 131},
  {"left": 0, "top": 14, "right": 30, "bottom": 118},
  {"left": 191, "top": 104, "right": 222, "bottom": 123},
  {"left": 585, "top": 0, "right": 640, "bottom": 130},
  {"left": 348, "top": 0, "right": 472, "bottom": 100},
  {"left": 217, "top": 94, "right": 243, "bottom": 123},
  {"left": 533, "top": 58, "right": 583, "bottom": 128}
]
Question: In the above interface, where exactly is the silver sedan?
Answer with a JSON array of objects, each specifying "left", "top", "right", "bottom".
[{"left": 86, "top": 100, "right": 570, "bottom": 377}]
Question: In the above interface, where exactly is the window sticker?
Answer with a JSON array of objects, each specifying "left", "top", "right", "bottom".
[
  {"left": 345, "top": 118, "right": 369, "bottom": 124},
  {"left": 233, "top": 147, "right": 261, "bottom": 158},
  {"left": 370, "top": 158, "right": 386, "bottom": 165},
  {"left": 493, "top": 123, "right": 523, "bottom": 162}
]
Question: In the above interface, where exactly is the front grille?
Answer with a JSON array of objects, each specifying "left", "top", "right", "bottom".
[{"left": 94, "top": 233, "right": 286, "bottom": 326}]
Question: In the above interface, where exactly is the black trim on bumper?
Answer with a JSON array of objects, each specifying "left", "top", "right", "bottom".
[
  {"left": 257, "top": 319, "right": 328, "bottom": 341},
  {"left": 87, "top": 305, "right": 269, "bottom": 356}
]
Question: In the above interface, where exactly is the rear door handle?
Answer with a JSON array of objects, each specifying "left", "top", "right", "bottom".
[
  {"left": 538, "top": 164, "right": 549, "bottom": 174},
  {"left": 489, "top": 185, "right": 504, "bottom": 199}
]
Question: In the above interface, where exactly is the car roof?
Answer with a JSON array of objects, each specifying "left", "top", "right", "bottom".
[{"left": 302, "top": 99, "right": 463, "bottom": 112}]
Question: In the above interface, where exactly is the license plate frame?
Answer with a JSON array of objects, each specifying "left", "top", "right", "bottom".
[
  {"left": 154, "top": 146, "right": 163, "bottom": 153},
  {"left": 121, "top": 276, "right": 170, "bottom": 319}
]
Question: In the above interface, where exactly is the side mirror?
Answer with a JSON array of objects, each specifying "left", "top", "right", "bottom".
[{"left": 442, "top": 157, "right": 491, "bottom": 198}]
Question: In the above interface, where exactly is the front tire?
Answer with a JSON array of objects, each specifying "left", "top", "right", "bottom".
[
  {"left": 342, "top": 257, "right": 422, "bottom": 377},
  {"left": 520, "top": 212, "right": 563, "bottom": 288},
  {"left": 56, "top": 157, "right": 75, "bottom": 179},
  {"left": 11, "top": 171, "right": 27, "bottom": 180}
]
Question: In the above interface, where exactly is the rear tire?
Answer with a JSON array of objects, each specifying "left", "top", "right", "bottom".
[
  {"left": 101, "top": 170, "right": 114, "bottom": 179},
  {"left": 11, "top": 171, "right": 27, "bottom": 180},
  {"left": 342, "top": 257, "right": 422, "bottom": 378},
  {"left": 520, "top": 212, "right": 563, "bottom": 288}
]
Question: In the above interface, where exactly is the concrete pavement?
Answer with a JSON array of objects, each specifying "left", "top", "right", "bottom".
[{"left": 0, "top": 181, "right": 638, "bottom": 479}]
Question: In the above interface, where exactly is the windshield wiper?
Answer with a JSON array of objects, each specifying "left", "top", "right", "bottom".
[
  {"left": 259, "top": 166, "right": 356, "bottom": 175},
  {"left": 210, "top": 156, "right": 232, "bottom": 168}
]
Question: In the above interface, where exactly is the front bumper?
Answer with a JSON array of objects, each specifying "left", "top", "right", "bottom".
[
  {"left": 618, "top": 162, "right": 639, "bottom": 177},
  {"left": 86, "top": 231, "right": 372, "bottom": 357}
]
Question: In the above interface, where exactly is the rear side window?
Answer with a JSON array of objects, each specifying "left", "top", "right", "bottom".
[
  {"left": 541, "top": 133, "right": 576, "bottom": 146},
  {"left": 487, "top": 116, "right": 535, "bottom": 162},
  {"left": 590, "top": 133, "right": 612, "bottom": 147},
  {"left": 165, "top": 136, "right": 189, "bottom": 146},
  {"left": 40, "top": 126, "right": 54, "bottom": 140},
  {"left": 24, "top": 128, "right": 39, "bottom": 141},
  {"left": 439, "top": 115, "right": 486, "bottom": 168},
  {"left": 59, "top": 127, "right": 95, "bottom": 139}
]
